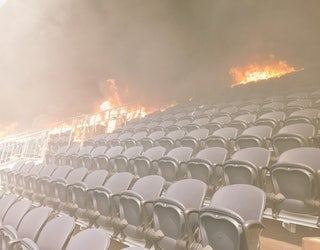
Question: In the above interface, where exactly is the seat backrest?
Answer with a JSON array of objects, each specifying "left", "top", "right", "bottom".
[
  {"left": 122, "top": 146, "right": 143, "bottom": 159},
  {"left": 241, "top": 125, "right": 273, "bottom": 138},
  {"left": 233, "top": 114, "right": 256, "bottom": 123},
  {"left": 19, "top": 161, "right": 35, "bottom": 173},
  {"left": 66, "top": 228, "right": 110, "bottom": 250},
  {"left": 132, "top": 131, "right": 148, "bottom": 140},
  {"left": 166, "top": 130, "right": 186, "bottom": 140},
  {"left": 211, "top": 115, "right": 231, "bottom": 124},
  {"left": 148, "top": 131, "right": 166, "bottom": 140},
  {"left": 231, "top": 147, "right": 271, "bottom": 168},
  {"left": 278, "top": 147, "right": 320, "bottom": 171},
  {"left": 278, "top": 123, "right": 315, "bottom": 137},
  {"left": 212, "top": 127, "right": 238, "bottom": 139},
  {"left": 210, "top": 184, "right": 266, "bottom": 221},
  {"left": 258, "top": 111, "right": 286, "bottom": 121},
  {"left": 50, "top": 165, "right": 72, "bottom": 180},
  {"left": 77, "top": 146, "right": 94, "bottom": 156},
  {"left": 105, "top": 146, "right": 124, "bottom": 158},
  {"left": 103, "top": 172, "right": 134, "bottom": 193},
  {"left": 141, "top": 146, "right": 166, "bottom": 160},
  {"left": 118, "top": 132, "right": 133, "bottom": 141},
  {"left": 0, "top": 194, "right": 16, "bottom": 220},
  {"left": 66, "top": 167, "right": 88, "bottom": 184},
  {"left": 131, "top": 175, "right": 165, "bottom": 200},
  {"left": 186, "top": 128, "right": 209, "bottom": 140},
  {"left": 36, "top": 215, "right": 75, "bottom": 250},
  {"left": 84, "top": 170, "right": 109, "bottom": 188},
  {"left": 17, "top": 206, "right": 53, "bottom": 240},
  {"left": 90, "top": 146, "right": 108, "bottom": 157},
  {"left": 166, "top": 179, "right": 207, "bottom": 209},
  {"left": 195, "top": 147, "right": 228, "bottom": 165},
  {"left": 39, "top": 164, "right": 57, "bottom": 177},
  {"left": 166, "top": 147, "right": 193, "bottom": 162},
  {"left": 27, "top": 163, "right": 44, "bottom": 175},
  {"left": 290, "top": 108, "right": 319, "bottom": 119},
  {"left": 2, "top": 199, "right": 32, "bottom": 229}
]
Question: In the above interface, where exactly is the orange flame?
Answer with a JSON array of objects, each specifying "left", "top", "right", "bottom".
[{"left": 229, "top": 55, "right": 300, "bottom": 88}]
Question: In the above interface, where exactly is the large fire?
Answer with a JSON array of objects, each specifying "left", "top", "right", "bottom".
[{"left": 229, "top": 55, "right": 300, "bottom": 88}]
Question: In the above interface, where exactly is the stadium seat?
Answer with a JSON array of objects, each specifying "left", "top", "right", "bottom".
[
  {"left": 92, "top": 146, "right": 123, "bottom": 171},
  {"left": 222, "top": 147, "right": 271, "bottom": 187},
  {"left": 186, "top": 147, "right": 228, "bottom": 194},
  {"left": 11, "top": 215, "right": 75, "bottom": 250},
  {"left": 197, "top": 184, "right": 265, "bottom": 250},
  {"left": 114, "top": 175, "right": 165, "bottom": 241},
  {"left": 145, "top": 179, "right": 207, "bottom": 249},
  {"left": 86, "top": 172, "right": 134, "bottom": 228},
  {"left": 157, "top": 147, "right": 193, "bottom": 187},
  {"left": 271, "top": 123, "right": 316, "bottom": 157},
  {"left": 234, "top": 125, "right": 273, "bottom": 150},
  {"left": 133, "top": 146, "right": 166, "bottom": 177},
  {"left": 267, "top": 147, "right": 320, "bottom": 225},
  {"left": 65, "top": 228, "right": 110, "bottom": 250},
  {"left": 2, "top": 206, "right": 52, "bottom": 250}
]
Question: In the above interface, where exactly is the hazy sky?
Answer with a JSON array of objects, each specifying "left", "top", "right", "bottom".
[{"left": 0, "top": 0, "right": 319, "bottom": 130}]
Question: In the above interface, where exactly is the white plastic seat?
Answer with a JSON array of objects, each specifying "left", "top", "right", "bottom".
[
  {"left": 66, "top": 228, "right": 110, "bottom": 250},
  {"left": 14, "top": 215, "right": 75, "bottom": 250}
]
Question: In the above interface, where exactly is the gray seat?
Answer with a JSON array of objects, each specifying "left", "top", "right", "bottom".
[
  {"left": 140, "top": 131, "right": 166, "bottom": 150},
  {"left": 228, "top": 114, "right": 256, "bottom": 133},
  {"left": 0, "top": 199, "right": 32, "bottom": 249},
  {"left": 41, "top": 165, "right": 73, "bottom": 206},
  {"left": 108, "top": 132, "right": 133, "bottom": 147},
  {"left": 178, "top": 128, "right": 209, "bottom": 152},
  {"left": 2, "top": 206, "right": 52, "bottom": 250},
  {"left": 111, "top": 146, "right": 144, "bottom": 172},
  {"left": 92, "top": 146, "right": 123, "bottom": 171},
  {"left": 133, "top": 146, "right": 166, "bottom": 177},
  {"left": 122, "top": 131, "right": 148, "bottom": 149},
  {"left": 166, "top": 119, "right": 192, "bottom": 132},
  {"left": 258, "top": 102, "right": 285, "bottom": 115},
  {"left": 285, "top": 99, "right": 311, "bottom": 115},
  {"left": 183, "top": 118, "right": 210, "bottom": 132},
  {"left": 8, "top": 162, "right": 35, "bottom": 194},
  {"left": 271, "top": 123, "right": 315, "bottom": 157},
  {"left": 23, "top": 164, "right": 57, "bottom": 201},
  {"left": 66, "top": 228, "right": 110, "bottom": 250},
  {"left": 222, "top": 147, "right": 271, "bottom": 187},
  {"left": 0, "top": 199, "right": 32, "bottom": 227},
  {"left": 186, "top": 147, "right": 228, "bottom": 194},
  {"left": 235, "top": 125, "right": 273, "bottom": 150},
  {"left": 52, "top": 167, "right": 88, "bottom": 211},
  {"left": 158, "top": 130, "right": 186, "bottom": 152},
  {"left": 115, "top": 175, "right": 165, "bottom": 241},
  {"left": 0, "top": 195, "right": 17, "bottom": 222},
  {"left": 205, "top": 127, "right": 238, "bottom": 151},
  {"left": 14, "top": 215, "right": 75, "bottom": 250},
  {"left": 267, "top": 147, "right": 320, "bottom": 225},
  {"left": 255, "top": 111, "right": 286, "bottom": 130},
  {"left": 285, "top": 108, "right": 320, "bottom": 126},
  {"left": 64, "top": 145, "right": 80, "bottom": 167},
  {"left": 198, "top": 184, "right": 265, "bottom": 250},
  {"left": 204, "top": 115, "right": 231, "bottom": 134},
  {"left": 63, "top": 169, "right": 109, "bottom": 217},
  {"left": 76, "top": 145, "right": 94, "bottom": 168},
  {"left": 146, "top": 179, "right": 207, "bottom": 250},
  {"left": 87, "top": 172, "right": 134, "bottom": 228},
  {"left": 14, "top": 162, "right": 40, "bottom": 197},
  {"left": 157, "top": 147, "right": 193, "bottom": 187}
]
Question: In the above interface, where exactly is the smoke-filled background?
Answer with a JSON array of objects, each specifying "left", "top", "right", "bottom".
[{"left": 0, "top": 0, "right": 319, "bottom": 131}]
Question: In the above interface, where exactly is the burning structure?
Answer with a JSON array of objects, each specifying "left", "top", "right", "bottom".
[{"left": 0, "top": 0, "right": 320, "bottom": 250}]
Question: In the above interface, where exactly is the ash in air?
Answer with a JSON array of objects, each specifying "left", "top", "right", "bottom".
[{"left": 0, "top": 0, "right": 319, "bottom": 131}]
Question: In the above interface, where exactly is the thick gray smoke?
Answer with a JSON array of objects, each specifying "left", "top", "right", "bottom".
[{"left": 0, "top": 0, "right": 319, "bottom": 130}]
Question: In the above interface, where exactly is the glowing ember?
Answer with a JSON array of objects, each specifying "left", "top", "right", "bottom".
[{"left": 229, "top": 55, "right": 300, "bottom": 87}]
